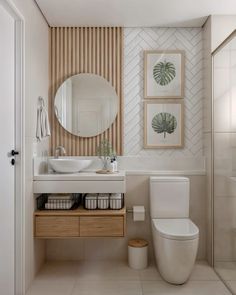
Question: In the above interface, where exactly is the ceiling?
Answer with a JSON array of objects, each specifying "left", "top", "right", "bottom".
[{"left": 35, "top": 0, "right": 236, "bottom": 27}]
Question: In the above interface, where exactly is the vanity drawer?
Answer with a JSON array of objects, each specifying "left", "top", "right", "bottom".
[
  {"left": 80, "top": 216, "right": 124, "bottom": 237},
  {"left": 35, "top": 216, "right": 79, "bottom": 238}
]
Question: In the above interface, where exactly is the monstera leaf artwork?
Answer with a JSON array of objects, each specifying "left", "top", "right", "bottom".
[
  {"left": 153, "top": 61, "right": 176, "bottom": 86},
  {"left": 152, "top": 112, "right": 177, "bottom": 138}
]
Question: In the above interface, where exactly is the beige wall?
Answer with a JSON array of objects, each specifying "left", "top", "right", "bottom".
[
  {"left": 11, "top": 0, "right": 49, "bottom": 292},
  {"left": 46, "top": 174, "right": 206, "bottom": 261}
]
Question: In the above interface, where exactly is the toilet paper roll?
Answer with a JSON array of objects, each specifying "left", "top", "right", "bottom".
[{"left": 133, "top": 206, "right": 145, "bottom": 221}]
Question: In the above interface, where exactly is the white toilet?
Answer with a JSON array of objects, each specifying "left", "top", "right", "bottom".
[{"left": 149, "top": 176, "right": 199, "bottom": 285}]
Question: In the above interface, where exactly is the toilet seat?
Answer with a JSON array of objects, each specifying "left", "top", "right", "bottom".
[{"left": 152, "top": 218, "right": 199, "bottom": 241}]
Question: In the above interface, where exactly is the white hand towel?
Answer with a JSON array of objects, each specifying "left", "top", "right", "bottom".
[
  {"left": 40, "top": 106, "right": 51, "bottom": 137},
  {"left": 36, "top": 107, "right": 42, "bottom": 141},
  {"left": 36, "top": 106, "right": 51, "bottom": 141}
]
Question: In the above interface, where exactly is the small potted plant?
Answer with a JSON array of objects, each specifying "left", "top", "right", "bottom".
[{"left": 96, "top": 139, "right": 115, "bottom": 171}]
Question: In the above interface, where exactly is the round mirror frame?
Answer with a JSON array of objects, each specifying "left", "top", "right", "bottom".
[{"left": 54, "top": 73, "right": 119, "bottom": 137}]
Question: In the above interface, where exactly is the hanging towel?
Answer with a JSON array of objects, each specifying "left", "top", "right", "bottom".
[{"left": 36, "top": 105, "right": 51, "bottom": 141}]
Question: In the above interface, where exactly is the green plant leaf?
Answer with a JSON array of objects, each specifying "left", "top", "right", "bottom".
[
  {"left": 152, "top": 112, "right": 177, "bottom": 138},
  {"left": 153, "top": 61, "right": 176, "bottom": 86},
  {"left": 96, "top": 139, "right": 115, "bottom": 158}
]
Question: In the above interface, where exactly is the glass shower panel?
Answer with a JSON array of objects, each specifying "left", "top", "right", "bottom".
[{"left": 214, "top": 33, "right": 236, "bottom": 293}]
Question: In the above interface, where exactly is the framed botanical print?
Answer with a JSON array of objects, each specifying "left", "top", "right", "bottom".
[
  {"left": 144, "top": 100, "right": 184, "bottom": 148},
  {"left": 144, "top": 50, "right": 185, "bottom": 99}
]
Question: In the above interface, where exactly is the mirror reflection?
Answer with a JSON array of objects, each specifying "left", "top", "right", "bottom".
[{"left": 54, "top": 74, "right": 118, "bottom": 137}]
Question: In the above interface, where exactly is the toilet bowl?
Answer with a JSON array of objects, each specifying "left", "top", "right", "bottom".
[
  {"left": 149, "top": 177, "right": 199, "bottom": 284},
  {"left": 152, "top": 218, "right": 199, "bottom": 284}
]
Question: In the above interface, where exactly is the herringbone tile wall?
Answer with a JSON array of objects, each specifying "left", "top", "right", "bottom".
[{"left": 124, "top": 28, "right": 203, "bottom": 157}]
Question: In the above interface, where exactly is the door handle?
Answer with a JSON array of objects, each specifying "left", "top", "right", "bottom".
[{"left": 11, "top": 150, "right": 19, "bottom": 156}]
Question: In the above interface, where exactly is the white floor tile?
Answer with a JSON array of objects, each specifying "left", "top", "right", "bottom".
[
  {"left": 26, "top": 281, "right": 75, "bottom": 295},
  {"left": 35, "top": 261, "right": 79, "bottom": 283},
  {"left": 142, "top": 280, "right": 231, "bottom": 295},
  {"left": 27, "top": 260, "right": 230, "bottom": 295},
  {"left": 189, "top": 261, "right": 220, "bottom": 281},
  {"left": 76, "top": 260, "right": 140, "bottom": 281},
  {"left": 215, "top": 261, "right": 236, "bottom": 280},
  {"left": 139, "top": 263, "right": 163, "bottom": 281},
  {"left": 71, "top": 281, "right": 142, "bottom": 295},
  {"left": 139, "top": 261, "right": 220, "bottom": 282},
  {"left": 225, "top": 281, "right": 236, "bottom": 294}
]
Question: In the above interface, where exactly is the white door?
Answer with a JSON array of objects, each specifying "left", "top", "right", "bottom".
[{"left": 0, "top": 4, "right": 16, "bottom": 295}]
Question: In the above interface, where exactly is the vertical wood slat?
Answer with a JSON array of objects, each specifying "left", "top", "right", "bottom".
[{"left": 49, "top": 27, "right": 123, "bottom": 156}]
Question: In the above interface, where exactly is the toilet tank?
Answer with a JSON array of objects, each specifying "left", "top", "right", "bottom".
[{"left": 149, "top": 176, "right": 190, "bottom": 218}]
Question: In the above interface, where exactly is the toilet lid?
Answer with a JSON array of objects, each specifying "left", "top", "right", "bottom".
[{"left": 152, "top": 218, "right": 199, "bottom": 241}]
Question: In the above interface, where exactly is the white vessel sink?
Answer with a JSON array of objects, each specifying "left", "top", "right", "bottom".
[{"left": 49, "top": 158, "right": 93, "bottom": 173}]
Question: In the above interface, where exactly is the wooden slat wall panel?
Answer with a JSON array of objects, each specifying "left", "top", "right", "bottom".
[{"left": 49, "top": 27, "right": 123, "bottom": 156}]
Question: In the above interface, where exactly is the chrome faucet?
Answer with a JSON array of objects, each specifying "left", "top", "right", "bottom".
[{"left": 55, "top": 146, "right": 66, "bottom": 158}]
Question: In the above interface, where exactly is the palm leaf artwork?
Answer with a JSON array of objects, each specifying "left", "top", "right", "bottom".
[
  {"left": 152, "top": 112, "right": 177, "bottom": 138},
  {"left": 153, "top": 60, "right": 176, "bottom": 86}
]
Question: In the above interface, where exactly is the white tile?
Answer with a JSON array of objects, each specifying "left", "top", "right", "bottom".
[
  {"left": 28, "top": 261, "right": 230, "bottom": 295},
  {"left": 215, "top": 262, "right": 236, "bottom": 281},
  {"left": 140, "top": 261, "right": 219, "bottom": 282},
  {"left": 124, "top": 28, "right": 203, "bottom": 157},
  {"left": 225, "top": 280, "right": 236, "bottom": 295},
  {"left": 139, "top": 263, "right": 163, "bottom": 281},
  {"left": 27, "top": 281, "right": 74, "bottom": 295},
  {"left": 35, "top": 261, "right": 79, "bottom": 283},
  {"left": 142, "top": 280, "right": 231, "bottom": 295},
  {"left": 71, "top": 281, "right": 142, "bottom": 295},
  {"left": 189, "top": 261, "right": 220, "bottom": 281},
  {"left": 76, "top": 260, "right": 140, "bottom": 281}
]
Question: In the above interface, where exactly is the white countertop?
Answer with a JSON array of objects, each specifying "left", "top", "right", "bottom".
[{"left": 34, "top": 170, "right": 126, "bottom": 181}]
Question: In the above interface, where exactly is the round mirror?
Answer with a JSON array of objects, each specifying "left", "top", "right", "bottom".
[{"left": 54, "top": 73, "right": 118, "bottom": 137}]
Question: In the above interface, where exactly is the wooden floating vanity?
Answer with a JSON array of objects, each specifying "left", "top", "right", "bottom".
[
  {"left": 34, "top": 207, "right": 126, "bottom": 238},
  {"left": 33, "top": 163, "right": 126, "bottom": 239}
]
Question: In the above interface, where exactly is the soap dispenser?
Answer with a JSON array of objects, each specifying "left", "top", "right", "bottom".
[
  {"left": 110, "top": 156, "right": 118, "bottom": 172},
  {"left": 110, "top": 158, "right": 116, "bottom": 172}
]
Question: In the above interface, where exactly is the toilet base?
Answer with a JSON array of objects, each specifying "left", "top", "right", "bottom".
[{"left": 153, "top": 229, "right": 199, "bottom": 284}]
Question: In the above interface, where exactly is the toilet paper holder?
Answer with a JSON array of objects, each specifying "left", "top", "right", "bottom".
[
  {"left": 126, "top": 206, "right": 145, "bottom": 213},
  {"left": 126, "top": 208, "right": 134, "bottom": 213},
  {"left": 127, "top": 206, "right": 145, "bottom": 221}
]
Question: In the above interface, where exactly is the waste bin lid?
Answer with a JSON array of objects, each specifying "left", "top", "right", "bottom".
[{"left": 128, "top": 239, "right": 148, "bottom": 248}]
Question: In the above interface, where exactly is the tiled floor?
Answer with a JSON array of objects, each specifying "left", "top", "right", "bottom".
[
  {"left": 215, "top": 261, "right": 236, "bottom": 294},
  {"left": 27, "top": 260, "right": 231, "bottom": 295}
]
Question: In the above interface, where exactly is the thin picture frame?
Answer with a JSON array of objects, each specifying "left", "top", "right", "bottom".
[
  {"left": 144, "top": 50, "right": 185, "bottom": 99},
  {"left": 144, "top": 100, "right": 184, "bottom": 148}
]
